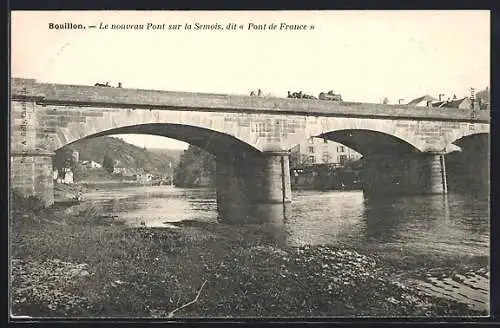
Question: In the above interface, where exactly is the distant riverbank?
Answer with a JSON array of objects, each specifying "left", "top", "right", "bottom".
[{"left": 10, "top": 190, "right": 487, "bottom": 318}]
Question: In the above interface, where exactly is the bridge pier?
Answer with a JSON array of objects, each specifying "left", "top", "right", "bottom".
[
  {"left": 421, "top": 152, "right": 448, "bottom": 194},
  {"left": 10, "top": 151, "right": 55, "bottom": 207},
  {"left": 362, "top": 152, "right": 447, "bottom": 197},
  {"left": 215, "top": 150, "right": 291, "bottom": 223}
]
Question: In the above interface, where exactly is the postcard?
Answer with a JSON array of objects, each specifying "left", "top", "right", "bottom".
[{"left": 9, "top": 10, "right": 490, "bottom": 319}]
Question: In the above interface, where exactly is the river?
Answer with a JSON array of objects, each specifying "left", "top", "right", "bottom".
[{"left": 82, "top": 185, "right": 490, "bottom": 312}]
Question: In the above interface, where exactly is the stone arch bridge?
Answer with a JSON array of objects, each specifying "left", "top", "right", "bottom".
[{"left": 11, "top": 78, "right": 489, "bottom": 218}]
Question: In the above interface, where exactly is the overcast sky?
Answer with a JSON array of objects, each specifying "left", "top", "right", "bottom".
[{"left": 11, "top": 10, "right": 490, "bottom": 150}]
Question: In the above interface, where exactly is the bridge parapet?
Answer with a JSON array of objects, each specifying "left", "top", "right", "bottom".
[{"left": 11, "top": 78, "right": 489, "bottom": 123}]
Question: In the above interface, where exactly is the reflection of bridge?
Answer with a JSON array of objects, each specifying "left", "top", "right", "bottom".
[{"left": 11, "top": 78, "right": 489, "bottom": 219}]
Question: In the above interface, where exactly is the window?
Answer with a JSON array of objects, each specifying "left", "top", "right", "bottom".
[
  {"left": 322, "top": 153, "right": 330, "bottom": 163},
  {"left": 308, "top": 146, "right": 314, "bottom": 153},
  {"left": 339, "top": 146, "right": 345, "bottom": 153},
  {"left": 323, "top": 139, "right": 328, "bottom": 144},
  {"left": 309, "top": 156, "right": 315, "bottom": 163},
  {"left": 339, "top": 155, "right": 348, "bottom": 165}
]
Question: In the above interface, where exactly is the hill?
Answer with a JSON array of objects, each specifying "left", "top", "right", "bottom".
[
  {"left": 60, "top": 136, "right": 179, "bottom": 175},
  {"left": 148, "top": 148, "right": 184, "bottom": 165}
]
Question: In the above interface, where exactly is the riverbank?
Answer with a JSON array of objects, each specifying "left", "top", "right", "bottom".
[
  {"left": 10, "top": 198, "right": 487, "bottom": 318},
  {"left": 54, "top": 181, "right": 154, "bottom": 203}
]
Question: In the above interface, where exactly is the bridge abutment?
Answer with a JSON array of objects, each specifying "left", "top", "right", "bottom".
[
  {"left": 362, "top": 152, "right": 447, "bottom": 197},
  {"left": 215, "top": 151, "right": 291, "bottom": 222},
  {"left": 10, "top": 151, "right": 55, "bottom": 207}
]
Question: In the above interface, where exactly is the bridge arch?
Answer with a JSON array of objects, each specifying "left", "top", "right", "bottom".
[
  {"left": 45, "top": 106, "right": 263, "bottom": 154},
  {"left": 317, "top": 129, "right": 421, "bottom": 157},
  {"left": 449, "top": 132, "right": 489, "bottom": 152},
  {"left": 59, "top": 123, "right": 261, "bottom": 157}
]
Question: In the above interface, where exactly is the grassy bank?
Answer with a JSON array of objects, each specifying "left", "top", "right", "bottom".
[{"left": 10, "top": 200, "right": 487, "bottom": 318}]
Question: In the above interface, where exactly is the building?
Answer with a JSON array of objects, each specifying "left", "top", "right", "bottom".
[
  {"left": 62, "top": 168, "right": 74, "bottom": 184},
  {"left": 441, "top": 97, "right": 472, "bottom": 109},
  {"left": 407, "top": 95, "right": 437, "bottom": 107},
  {"left": 136, "top": 173, "right": 153, "bottom": 184},
  {"left": 410, "top": 93, "right": 480, "bottom": 110},
  {"left": 81, "top": 160, "right": 102, "bottom": 169},
  {"left": 113, "top": 166, "right": 135, "bottom": 176},
  {"left": 432, "top": 97, "right": 474, "bottom": 109},
  {"left": 290, "top": 137, "right": 361, "bottom": 168}
]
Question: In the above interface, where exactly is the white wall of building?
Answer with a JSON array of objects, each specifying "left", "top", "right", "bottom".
[{"left": 291, "top": 138, "right": 361, "bottom": 167}]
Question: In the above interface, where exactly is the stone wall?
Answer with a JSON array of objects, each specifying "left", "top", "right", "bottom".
[{"left": 11, "top": 153, "right": 54, "bottom": 206}]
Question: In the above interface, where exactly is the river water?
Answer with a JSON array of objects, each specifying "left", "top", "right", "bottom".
[{"left": 83, "top": 185, "right": 490, "bottom": 312}]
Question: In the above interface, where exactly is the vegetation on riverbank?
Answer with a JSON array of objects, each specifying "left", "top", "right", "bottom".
[
  {"left": 10, "top": 196, "right": 487, "bottom": 318},
  {"left": 174, "top": 145, "right": 215, "bottom": 188}
]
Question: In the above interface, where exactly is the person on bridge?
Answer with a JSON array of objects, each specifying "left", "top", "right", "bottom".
[{"left": 258, "top": 89, "right": 262, "bottom": 96}]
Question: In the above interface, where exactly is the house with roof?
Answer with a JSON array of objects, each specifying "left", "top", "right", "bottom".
[
  {"left": 442, "top": 97, "right": 472, "bottom": 109},
  {"left": 407, "top": 95, "right": 437, "bottom": 107}
]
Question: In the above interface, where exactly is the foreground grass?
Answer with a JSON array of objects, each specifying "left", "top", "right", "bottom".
[{"left": 10, "top": 202, "right": 487, "bottom": 318}]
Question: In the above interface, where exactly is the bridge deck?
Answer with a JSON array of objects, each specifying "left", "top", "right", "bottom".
[{"left": 11, "top": 78, "right": 489, "bottom": 123}]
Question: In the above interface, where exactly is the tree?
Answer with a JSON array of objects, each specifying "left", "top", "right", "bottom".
[
  {"left": 53, "top": 147, "right": 73, "bottom": 172},
  {"left": 53, "top": 146, "right": 80, "bottom": 178},
  {"left": 103, "top": 154, "right": 114, "bottom": 174},
  {"left": 173, "top": 145, "right": 216, "bottom": 187}
]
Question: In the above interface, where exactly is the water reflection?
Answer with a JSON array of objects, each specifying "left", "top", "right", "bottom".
[
  {"left": 359, "top": 193, "right": 489, "bottom": 256},
  {"left": 285, "top": 191, "right": 366, "bottom": 246},
  {"left": 362, "top": 194, "right": 452, "bottom": 244},
  {"left": 82, "top": 185, "right": 489, "bottom": 257},
  {"left": 218, "top": 202, "right": 292, "bottom": 223}
]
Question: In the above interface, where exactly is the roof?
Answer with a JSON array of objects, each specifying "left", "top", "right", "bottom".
[
  {"left": 443, "top": 97, "right": 470, "bottom": 108},
  {"left": 431, "top": 101, "right": 446, "bottom": 108},
  {"left": 408, "top": 95, "right": 437, "bottom": 105}
]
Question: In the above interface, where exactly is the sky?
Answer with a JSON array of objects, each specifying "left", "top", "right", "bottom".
[{"left": 11, "top": 10, "right": 490, "bottom": 150}]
